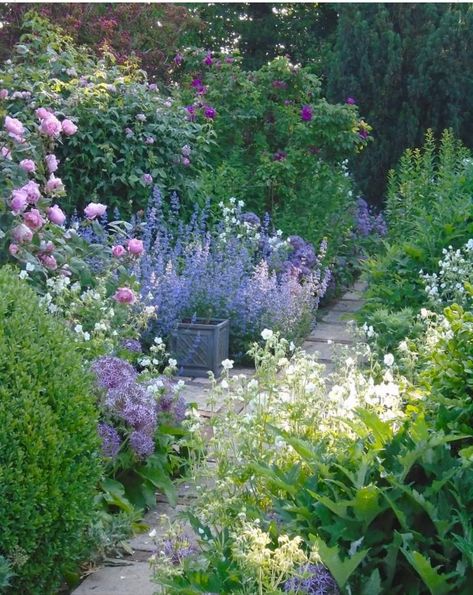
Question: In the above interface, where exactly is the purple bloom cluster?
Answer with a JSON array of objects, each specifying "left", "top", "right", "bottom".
[
  {"left": 273, "top": 150, "right": 287, "bottom": 161},
  {"left": 162, "top": 537, "right": 197, "bottom": 565},
  {"left": 98, "top": 422, "right": 121, "bottom": 458},
  {"left": 300, "top": 104, "right": 313, "bottom": 122},
  {"left": 121, "top": 338, "right": 143, "bottom": 353},
  {"left": 356, "top": 198, "right": 387, "bottom": 237},
  {"left": 284, "top": 564, "right": 339, "bottom": 594},
  {"left": 272, "top": 80, "right": 288, "bottom": 89},
  {"left": 92, "top": 356, "right": 157, "bottom": 459},
  {"left": 139, "top": 188, "right": 330, "bottom": 354}
]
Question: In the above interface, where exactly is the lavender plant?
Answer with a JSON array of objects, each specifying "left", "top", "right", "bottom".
[{"left": 140, "top": 188, "right": 331, "bottom": 358}]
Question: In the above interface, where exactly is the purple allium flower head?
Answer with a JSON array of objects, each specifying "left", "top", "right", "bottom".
[
  {"left": 142, "top": 173, "right": 153, "bottom": 185},
  {"left": 300, "top": 104, "right": 313, "bottom": 121},
  {"left": 106, "top": 381, "right": 157, "bottom": 430},
  {"left": 174, "top": 52, "right": 184, "bottom": 66},
  {"left": 203, "top": 52, "right": 213, "bottom": 66},
  {"left": 181, "top": 144, "right": 191, "bottom": 157},
  {"left": 129, "top": 429, "right": 155, "bottom": 457},
  {"left": 346, "top": 96, "right": 356, "bottom": 105},
  {"left": 272, "top": 80, "right": 287, "bottom": 89},
  {"left": 284, "top": 563, "right": 339, "bottom": 594},
  {"left": 240, "top": 212, "right": 261, "bottom": 227},
  {"left": 98, "top": 422, "right": 121, "bottom": 458},
  {"left": 121, "top": 338, "right": 143, "bottom": 353},
  {"left": 148, "top": 83, "right": 158, "bottom": 91},
  {"left": 273, "top": 150, "right": 287, "bottom": 161},
  {"left": 91, "top": 356, "right": 137, "bottom": 390},
  {"left": 203, "top": 106, "right": 216, "bottom": 119},
  {"left": 191, "top": 78, "right": 207, "bottom": 94}
]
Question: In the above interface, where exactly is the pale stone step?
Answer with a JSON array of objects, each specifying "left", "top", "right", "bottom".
[
  {"left": 307, "top": 322, "right": 353, "bottom": 344},
  {"left": 330, "top": 299, "right": 364, "bottom": 313},
  {"left": 73, "top": 562, "right": 155, "bottom": 595},
  {"left": 301, "top": 340, "right": 334, "bottom": 362},
  {"left": 340, "top": 289, "right": 364, "bottom": 301},
  {"left": 319, "top": 309, "right": 355, "bottom": 324}
]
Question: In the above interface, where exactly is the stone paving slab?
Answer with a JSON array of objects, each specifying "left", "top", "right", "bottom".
[
  {"left": 301, "top": 340, "right": 335, "bottom": 362},
  {"left": 73, "top": 562, "right": 155, "bottom": 595},
  {"left": 329, "top": 299, "right": 364, "bottom": 313},
  {"left": 307, "top": 322, "right": 353, "bottom": 343},
  {"left": 340, "top": 289, "right": 364, "bottom": 301},
  {"left": 318, "top": 309, "right": 355, "bottom": 325}
]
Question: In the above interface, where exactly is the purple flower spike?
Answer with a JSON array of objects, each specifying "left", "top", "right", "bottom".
[
  {"left": 300, "top": 104, "right": 313, "bottom": 121},
  {"left": 98, "top": 422, "right": 121, "bottom": 458}
]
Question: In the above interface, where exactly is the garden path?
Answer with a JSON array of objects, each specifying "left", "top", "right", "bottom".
[{"left": 72, "top": 280, "right": 366, "bottom": 595}]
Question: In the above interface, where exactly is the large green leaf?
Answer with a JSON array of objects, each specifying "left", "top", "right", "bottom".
[
  {"left": 401, "top": 549, "right": 454, "bottom": 595},
  {"left": 311, "top": 535, "right": 369, "bottom": 588}
]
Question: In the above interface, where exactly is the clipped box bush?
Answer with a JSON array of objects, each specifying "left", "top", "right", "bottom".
[{"left": 0, "top": 267, "right": 102, "bottom": 594}]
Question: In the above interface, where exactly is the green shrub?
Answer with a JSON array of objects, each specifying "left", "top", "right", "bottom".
[{"left": 0, "top": 267, "right": 102, "bottom": 594}]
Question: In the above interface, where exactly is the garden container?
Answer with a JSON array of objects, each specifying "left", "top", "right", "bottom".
[{"left": 170, "top": 318, "right": 230, "bottom": 378}]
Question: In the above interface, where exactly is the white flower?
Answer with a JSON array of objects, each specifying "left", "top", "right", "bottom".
[
  {"left": 19, "top": 270, "right": 28, "bottom": 280},
  {"left": 384, "top": 353, "right": 395, "bottom": 367},
  {"left": 221, "top": 379, "right": 229, "bottom": 389},
  {"left": 26, "top": 262, "right": 35, "bottom": 272},
  {"left": 221, "top": 358, "right": 234, "bottom": 370},
  {"left": 154, "top": 337, "right": 163, "bottom": 345},
  {"left": 261, "top": 329, "right": 273, "bottom": 341},
  {"left": 168, "top": 358, "right": 177, "bottom": 368},
  {"left": 148, "top": 529, "right": 157, "bottom": 538},
  {"left": 74, "top": 324, "right": 83, "bottom": 334}
]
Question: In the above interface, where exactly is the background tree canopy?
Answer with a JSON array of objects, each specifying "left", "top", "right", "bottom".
[{"left": 2, "top": 2, "right": 472, "bottom": 203}]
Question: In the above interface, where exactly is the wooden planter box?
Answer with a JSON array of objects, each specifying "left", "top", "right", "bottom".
[{"left": 170, "top": 318, "right": 230, "bottom": 378}]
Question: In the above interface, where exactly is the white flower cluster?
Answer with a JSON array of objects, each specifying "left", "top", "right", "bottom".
[{"left": 421, "top": 240, "right": 473, "bottom": 308}]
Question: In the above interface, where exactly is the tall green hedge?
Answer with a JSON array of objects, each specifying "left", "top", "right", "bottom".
[{"left": 0, "top": 267, "right": 102, "bottom": 594}]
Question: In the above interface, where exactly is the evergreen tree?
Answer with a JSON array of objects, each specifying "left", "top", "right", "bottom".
[{"left": 327, "top": 3, "right": 473, "bottom": 202}]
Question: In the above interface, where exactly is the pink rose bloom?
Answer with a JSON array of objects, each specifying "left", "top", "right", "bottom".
[
  {"left": 20, "top": 159, "right": 36, "bottom": 173},
  {"left": 10, "top": 189, "right": 28, "bottom": 214},
  {"left": 142, "top": 173, "right": 153, "bottom": 185},
  {"left": 182, "top": 157, "right": 191, "bottom": 167},
  {"left": 112, "top": 245, "right": 126, "bottom": 257},
  {"left": 40, "top": 240, "right": 55, "bottom": 253},
  {"left": 1, "top": 146, "right": 12, "bottom": 160},
  {"left": 127, "top": 238, "right": 144, "bottom": 256},
  {"left": 8, "top": 243, "right": 19, "bottom": 256},
  {"left": 40, "top": 114, "right": 62, "bottom": 137},
  {"left": 0, "top": 89, "right": 9, "bottom": 100},
  {"left": 12, "top": 223, "right": 33, "bottom": 243},
  {"left": 35, "top": 107, "right": 51, "bottom": 120},
  {"left": 47, "top": 204, "right": 66, "bottom": 225},
  {"left": 114, "top": 287, "right": 136, "bottom": 304},
  {"left": 5, "top": 116, "right": 24, "bottom": 137},
  {"left": 45, "top": 154, "right": 59, "bottom": 173},
  {"left": 45, "top": 174, "right": 64, "bottom": 194},
  {"left": 23, "top": 208, "right": 45, "bottom": 231},
  {"left": 84, "top": 202, "right": 107, "bottom": 220},
  {"left": 39, "top": 253, "right": 58, "bottom": 270},
  {"left": 61, "top": 119, "right": 77, "bottom": 135},
  {"left": 22, "top": 180, "right": 41, "bottom": 204}
]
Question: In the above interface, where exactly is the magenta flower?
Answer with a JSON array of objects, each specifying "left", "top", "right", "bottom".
[
  {"left": 40, "top": 114, "right": 62, "bottom": 137},
  {"left": 300, "top": 105, "right": 313, "bottom": 121},
  {"left": 182, "top": 157, "right": 191, "bottom": 167},
  {"left": 84, "top": 202, "right": 107, "bottom": 220},
  {"left": 61, "top": 118, "right": 78, "bottom": 136},
  {"left": 185, "top": 105, "right": 197, "bottom": 121},
  {"left": 8, "top": 243, "right": 19, "bottom": 256},
  {"left": 5, "top": 116, "right": 25, "bottom": 141},
  {"left": 224, "top": 56, "right": 234, "bottom": 64},
  {"left": 142, "top": 173, "right": 153, "bottom": 185},
  {"left": 0, "top": 89, "right": 9, "bottom": 100},
  {"left": 45, "top": 154, "right": 59, "bottom": 173},
  {"left": 10, "top": 189, "right": 28, "bottom": 214},
  {"left": 47, "top": 204, "right": 66, "bottom": 226},
  {"left": 114, "top": 287, "right": 136, "bottom": 304},
  {"left": 112, "top": 245, "right": 126, "bottom": 257},
  {"left": 174, "top": 52, "right": 184, "bottom": 66},
  {"left": 127, "top": 238, "right": 144, "bottom": 256},
  {"left": 203, "top": 106, "right": 216, "bottom": 119},
  {"left": 203, "top": 52, "right": 213, "bottom": 66},
  {"left": 35, "top": 107, "right": 51, "bottom": 120},
  {"left": 22, "top": 180, "right": 41, "bottom": 204},
  {"left": 346, "top": 96, "right": 356, "bottom": 105},
  {"left": 23, "top": 208, "right": 45, "bottom": 231},
  {"left": 12, "top": 223, "right": 33, "bottom": 244},
  {"left": 273, "top": 150, "right": 287, "bottom": 161},
  {"left": 19, "top": 159, "right": 36, "bottom": 173},
  {"left": 272, "top": 80, "right": 287, "bottom": 89}
]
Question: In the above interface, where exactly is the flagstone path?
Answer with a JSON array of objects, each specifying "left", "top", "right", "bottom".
[{"left": 73, "top": 280, "right": 366, "bottom": 595}]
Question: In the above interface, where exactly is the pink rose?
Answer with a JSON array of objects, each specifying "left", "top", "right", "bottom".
[
  {"left": 21, "top": 180, "right": 41, "bottom": 204},
  {"left": 10, "top": 189, "right": 28, "bottom": 214},
  {"left": 127, "top": 238, "right": 144, "bottom": 256},
  {"left": 40, "top": 114, "right": 62, "bottom": 137},
  {"left": 38, "top": 253, "right": 58, "bottom": 270},
  {"left": 20, "top": 159, "right": 36, "bottom": 173},
  {"left": 5, "top": 116, "right": 24, "bottom": 137},
  {"left": 114, "top": 287, "right": 136, "bottom": 304},
  {"left": 23, "top": 208, "right": 45, "bottom": 231},
  {"left": 112, "top": 245, "right": 126, "bottom": 257},
  {"left": 8, "top": 243, "right": 19, "bottom": 256},
  {"left": 0, "top": 89, "right": 9, "bottom": 100},
  {"left": 40, "top": 240, "right": 55, "bottom": 253},
  {"left": 84, "top": 202, "right": 107, "bottom": 220},
  {"left": 12, "top": 223, "right": 33, "bottom": 243},
  {"left": 61, "top": 119, "right": 77, "bottom": 136},
  {"left": 47, "top": 204, "right": 66, "bottom": 225},
  {"left": 45, "top": 174, "right": 64, "bottom": 194},
  {"left": 35, "top": 107, "right": 51, "bottom": 120},
  {"left": 1, "top": 146, "right": 12, "bottom": 160},
  {"left": 45, "top": 154, "right": 59, "bottom": 173}
]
